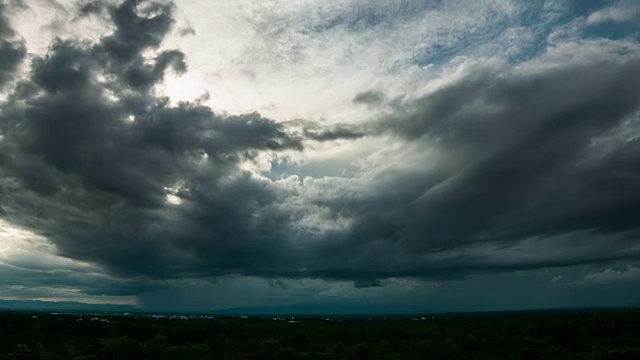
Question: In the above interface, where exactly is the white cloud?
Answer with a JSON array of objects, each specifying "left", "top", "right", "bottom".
[
  {"left": 583, "top": 266, "right": 640, "bottom": 284},
  {"left": 551, "top": 275, "right": 563, "bottom": 283},
  {"left": 587, "top": 2, "right": 640, "bottom": 24},
  {"left": 162, "top": 0, "right": 540, "bottom": 122}
]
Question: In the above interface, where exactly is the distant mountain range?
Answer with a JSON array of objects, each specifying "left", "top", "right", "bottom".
[
  {"left": 1, "top": 298, "right": 637, "bottom": 316},
  {"left": 209, "top": 302, "right": 442, "bottom": 316},
  {"left": 0, "top": 299, "right": 137, "bottom": 313},
  {"left": 0, "top": 299, "right": 429, "bottom": 315}
]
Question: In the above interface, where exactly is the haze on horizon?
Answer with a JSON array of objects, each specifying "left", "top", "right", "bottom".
[{"left": 1, "top": 0, "right": 640, "bottom": 313}]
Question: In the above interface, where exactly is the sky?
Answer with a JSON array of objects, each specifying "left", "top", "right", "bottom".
[{"left": 0, "top": 0, "right": 639, "bottom": 313}]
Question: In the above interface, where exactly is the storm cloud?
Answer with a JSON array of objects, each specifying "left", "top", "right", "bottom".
[
  {"left": 0, "top": 0, "right": 304, "bottom": 290},
  {"left": 1, "top": 0, "right": 640, "bottom": 309}
]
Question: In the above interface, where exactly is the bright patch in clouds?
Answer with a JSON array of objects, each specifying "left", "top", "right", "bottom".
[
  {"left": 163, "top": 72, "right": 210, "bottom": 104},
  {"left": 0, "top": 220, "right": 135, "bottom": 305}
]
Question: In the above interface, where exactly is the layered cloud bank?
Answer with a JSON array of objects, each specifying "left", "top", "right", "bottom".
[{"left": 1, "top": 0, "right": 640, "bottom": 311}]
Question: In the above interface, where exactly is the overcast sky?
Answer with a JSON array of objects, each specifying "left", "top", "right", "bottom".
[{"left": 1, "top": 0, "right": 640, "bottom": 312}]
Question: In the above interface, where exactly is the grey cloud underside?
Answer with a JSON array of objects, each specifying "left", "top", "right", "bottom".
[
  {"left": 296, "top": 58, "right": 640, "bottom": 283},
  {"left": 392, "top": 60, "right": 640, "bottom": 241},
  {"left": 353, "top": 90, "right": 385, "bottom": 105},
  {"left": 2, "top": 0, "right": 640, "bottom": 295},
  {"left": 330, "top": 58, "right": 640, "bottom": 277}
]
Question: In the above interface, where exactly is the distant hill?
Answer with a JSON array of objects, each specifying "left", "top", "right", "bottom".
[
  {"left": 210, "top": 302, "right": 442, "bottom": 316},
  {"left": 209, "top": 303, "right": 639, "bottom": 317},
  {"left": 0, "top": 299, "right": 137, "bottom": 313}
]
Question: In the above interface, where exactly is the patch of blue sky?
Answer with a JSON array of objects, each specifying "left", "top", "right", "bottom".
[
  {"left": 566, "top": 0, "right": 618, "bottom": 18},
  {"left": 583, "top": 22, "right": 640, "bottom": 41},
  {"left": 412, "top": 25, "right": 532, "bottom": 67},
  {"left": 412, "top": 0, "right": 637, "bottom": 68},
  {"left": 504, "top": 1, "right": 558, "bottom": 62},
  {"left": 412, "top": 4, "right": 548, "bottom": 66},
  {"left": 301, "top": 0, "right": 446, "bottom": 35},
  {"left": 562, "top": 0, "right": 639, "bottom": 40}
]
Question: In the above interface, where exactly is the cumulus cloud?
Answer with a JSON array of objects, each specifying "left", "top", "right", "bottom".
[
  {"left": 0, "top": 0, "right": 305, "bottom": 291},
  {"left": 583, "top": 266, "right": 640, "bottom": 284},
  {"left": 587, "top": 2, "right": 640, "bottom": 24}
]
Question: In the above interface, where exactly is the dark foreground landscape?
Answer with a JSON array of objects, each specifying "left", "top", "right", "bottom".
[{"left": 2, "top": 310, "right": 640, "bottom": 359}]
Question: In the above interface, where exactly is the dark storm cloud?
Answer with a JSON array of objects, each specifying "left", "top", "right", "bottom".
[
  {"left": 353, "top": 90, "right": 385, "bottom": 105},
  {"left": 303, "top": 125, "right": 365, "bottom": 142},
  {"left": 308, "top": 57, "right": 640, "bottom": 282},
  {"left": 0, "top": 0, "right": 304, "bottom": 293},
  {"left": 378, "top": 59, "right": 640, "bottom": 243},
  {"left": 0, "top": 1, "right": 26, "bottom": 88},
  {"left": 282, "top": 119, "right": 365, "bottom": 142},
  {"left": 235, "top": 57, "right": 640, "bottom": 285}
]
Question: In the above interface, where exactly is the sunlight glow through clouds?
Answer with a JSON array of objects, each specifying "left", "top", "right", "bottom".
[
  {"left": 0, "top": 219, "right": 51, "bottom": 258},
  {"left": 162, "top": 72, "right": 211, "bottom": 105},
  {"left": 0, "top": 219, "right": 136, "bottom": 305},
  {"left": 0, "top": 219, "right": 97, "bottom": 273}
]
